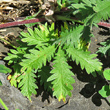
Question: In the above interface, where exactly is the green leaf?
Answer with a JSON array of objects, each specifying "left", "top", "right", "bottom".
[
  {"left": 93, "top": 0, "right": 110, "bottom": 21},
  {"left": 57, "top": 0, "right": 66, "bottom": 7},
  {"left": 97, "top": 40, "right": 110, "bottom": 56},
  {"left": 18, "top": 67, "right": 38, "bottom": 100},
  {"left": 9, "top": 64, "right": 21, "bottom": 87},
  {"left": 4, "top": 48, "right": 25, "bottom": 65},
  {"left": 47, "top": 47, "right": 75, "bottom": 102},
  {"left": 70, "top": 0, "right": 110, "bottom": 27},
  {"left": 55, "top": 25, "right": 84, "bottom": 47},
  {"left": 21, "top": 23, "right": 58, "bottom": 46},
  {"left": 72, "top": 3, "right": 86, "bottom": 9},
  {"left": 103, "top": 69, "right": 110, "bottom": 80},
  {"left": 66, "top": 46, "right": 102, "bottom": 74},
  {"left": 0, "top": 64, "right": 11, "bottom": 74},
  {"left": 87, "top": 0, "right": 110, "bottom": 25},
  {"left": 20, "top": 45, "right": 56, "bottom": 73},
  {"left": 99, "top": 85, "right": 110, "bottom": 98},
  {"left": 70, "top": 1, "right": 94, "bottom": 22},
  {"left": 21, "top": 28, "right": 44, "bottom": 46}
]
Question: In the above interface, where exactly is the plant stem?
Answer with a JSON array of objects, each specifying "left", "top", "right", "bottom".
[
  {"left": 97, "top": 22, "right": 110, "bottom": 28},
  {"left": 0, "top": 98, "right": 9, "bottom": 110},
  {"left": 55, "top": 15, "right": 84, "bottom": 24},
  {"left": 0, "top": 18, "right": 46, "bottom": 29},
  {"left": 0, "top": 14, "right": 110, "bottom": 29},
  {"left": 0, "top": 37, "right": 17, "bottom": 49}
]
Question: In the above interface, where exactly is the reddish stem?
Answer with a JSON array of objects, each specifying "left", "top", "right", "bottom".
[
  {"left": 0, "top": 9, "right": 110, "bottom": 29},
  {"left": 97, "top": 22, "right": 110, "bottom": 28},
  {"left": 0, "top": 18, "right": 46, "bottom": 28}
]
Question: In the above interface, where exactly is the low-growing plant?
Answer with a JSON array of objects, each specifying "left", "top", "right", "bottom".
[
  {"left": 97, "top": 39, "right": 110, "bottom": 101},
  {"left": 3, "top": 0, "right": 110, "bottom": 103}
]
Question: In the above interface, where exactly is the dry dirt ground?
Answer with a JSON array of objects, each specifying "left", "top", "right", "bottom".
[{"left": 0, "top": 26, "right": 110, "bottom": 110}]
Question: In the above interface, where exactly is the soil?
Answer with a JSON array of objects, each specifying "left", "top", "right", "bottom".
[{"left": 0, "top": 26, "right": 110, "bottom": 110}]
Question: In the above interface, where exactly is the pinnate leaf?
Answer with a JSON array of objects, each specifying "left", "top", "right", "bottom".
[
  {"left": 47, "top": 47, "right": 75, "bottom": 102},
  {"left": 20, "top": 45, "right": 56, "bottom": 73},
  {"left": 18, "top": 68, "right": 38, "bottom": 100},
  {"left": 55, "top": 25, "right": 84, "bottom": 47},
  {"left": 66, "top": 46, "right": 102, "bottom": 74},
  {"left": 21, "top": 23, "right": 57, "bottom": 46}
]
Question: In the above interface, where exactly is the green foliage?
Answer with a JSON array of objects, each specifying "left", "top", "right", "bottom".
[
  {"left": 55, "top": 25, "right": 84, "bottom": 47},
  {"left": 57, "top": 0, "right": 81, "bottom": 7},
  {"left": 69, "top": 0, "right": 110, "bottom": 27},
  {"left": 4, "top": 21, "right": 102, "bottom": 102},
  {"left": 4, "top": 0, "right": 110, "bottom": 103},
  {"left": 4, "top": 23, "right": 57, "bottom": 101},
  {"left": 18, "top": 68, "right": 38, "bottom": 100},
  {"left": 99, "top": 85, "right": 110, "bottom": 98},
  {"left": 21, "top": 23, "right": 57, "bottom": 46},
  {"left": 9, "top": 64, "right": 21, "bottom": 87},
  {"left": 103, "top": 69, "right": 110, "bottom": 80},
  {"left": 66, "top": 46, "right": 102, "bottom": 74},
  {"left": 0, "top": 64, "right": 11, "bottom": 74},
  {"left": 57, "top": 0, "right": 67, "bottom": 7},
  {"left": 97, "top": 40, "right": 110, "bottom": 56},
  {"left": 99, "top": 69, "right": 110, "bottom": 101},
  {"left": 47, "top": 47, "right": 75, "bottom": 102},
  {"left": 20, "top": 45, "right": 56, "bottom": 72}
]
